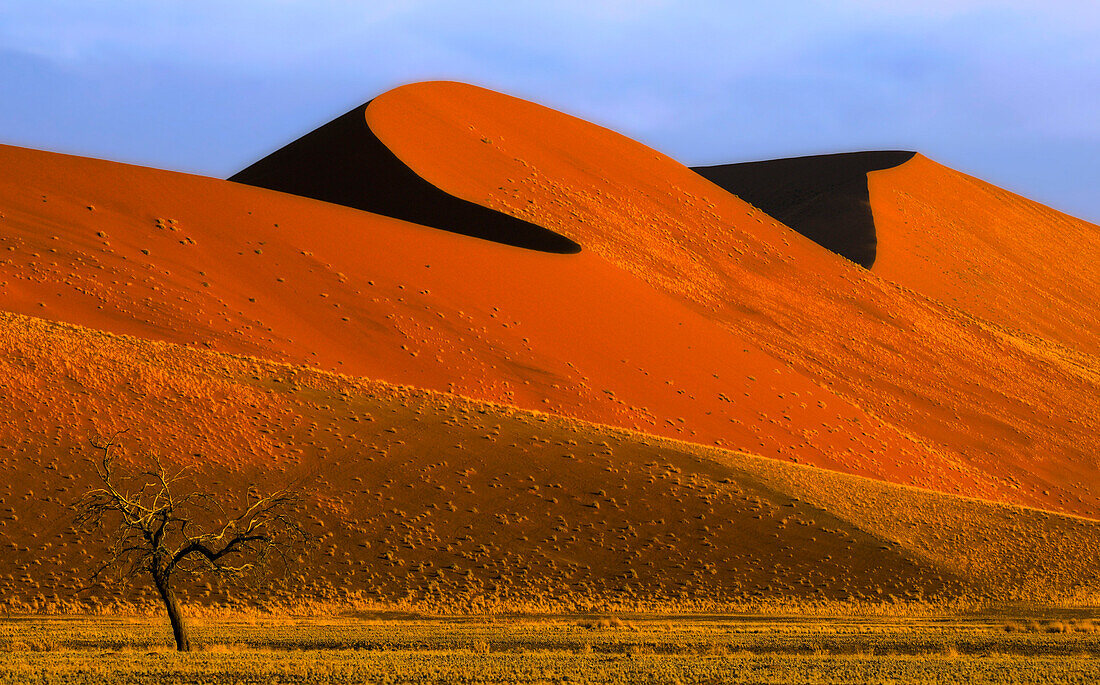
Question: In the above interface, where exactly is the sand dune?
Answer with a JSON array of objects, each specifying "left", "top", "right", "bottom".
[
  {"left": 693, "top": 150, "right": 1100, "bottom": 356},
  {"left": 347, "top": 81, "right": 1100, "bottom": 518},
  {"left": 0, "top": 142, "right": 932, "bottom": 486},
  {"left": 1, "top": 79, "right": 1098, "bottom": 613},
  {"left": 4, "top": 82, "right": 1097, "bottom": 520}
]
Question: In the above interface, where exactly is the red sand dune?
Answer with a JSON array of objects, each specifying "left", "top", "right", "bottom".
[
  {"left": 336, "top": 81, "right": 1097, "bottom": 517},
  {"left": 2, "top": 80, "right": 1098, "bottom": 523},
  {"left": 691, "top": 150, "right": 1100, "bottom": 357},
  {"left": 0, "top": 142, "right": 936, "bottom": 490}
]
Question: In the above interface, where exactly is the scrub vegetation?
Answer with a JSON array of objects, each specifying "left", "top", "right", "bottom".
[{"left": 1, "top": 615, "right": 1099, "bottom": 684}]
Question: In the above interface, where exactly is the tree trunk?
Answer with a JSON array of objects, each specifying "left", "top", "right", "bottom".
[{"left": 153, "top": 571, "right": 191, "bottom": 652}]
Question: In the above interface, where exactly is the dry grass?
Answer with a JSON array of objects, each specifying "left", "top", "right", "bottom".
[{"left": 0, "top": 614, "right": 1099, "bottom": 683}]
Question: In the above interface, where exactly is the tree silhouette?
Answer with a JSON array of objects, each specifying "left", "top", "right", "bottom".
[{"left": 72, "top": 432, "right": 308, "bottom": 651}]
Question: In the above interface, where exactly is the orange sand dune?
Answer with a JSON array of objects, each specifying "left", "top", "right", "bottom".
[
  {"left": 0, "top": 142, "right": 945, "bottom": 490},
  {"left": 4, "top": 80, "right": 1099, "bottom": 522},
  {"left": 339, "top": 81, "right": 1098, "bottom": 518}
]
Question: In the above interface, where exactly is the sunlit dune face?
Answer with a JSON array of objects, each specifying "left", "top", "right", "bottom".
[
  {"left": 0, "top": 143, "right": 941, "bottom": 495},
  {"left": 870, "top": 154, "right": 1100, "bottom": 356}
]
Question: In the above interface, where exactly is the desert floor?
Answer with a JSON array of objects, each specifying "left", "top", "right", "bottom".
[{"left": 2, "top": 612, "right": 1099, "bottom": 683}]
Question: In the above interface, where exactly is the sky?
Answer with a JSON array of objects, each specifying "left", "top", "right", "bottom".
[{"left": 0, "top": 1, "right": 1097, "bottom": 222}]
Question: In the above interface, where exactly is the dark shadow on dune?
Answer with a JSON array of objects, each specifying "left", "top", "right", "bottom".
[
  {"left": 230, "top": 103, "right": 581, "bottom": 254},
  {"left": 692, "top": 151, "right": 916, "bottom": 269}
]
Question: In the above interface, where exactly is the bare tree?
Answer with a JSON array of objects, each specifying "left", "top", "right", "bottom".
[{"left": 72, "top": 432, "right": 308, "bottom": 651}]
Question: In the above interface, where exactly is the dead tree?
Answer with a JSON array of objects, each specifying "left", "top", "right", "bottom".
[{"left": 72, "top": 432, "right": 308, "bottom": 651}]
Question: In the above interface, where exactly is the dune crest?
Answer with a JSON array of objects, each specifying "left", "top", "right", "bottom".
[{"left": 230, "top": 104, "right": 580, "bottom": 253}]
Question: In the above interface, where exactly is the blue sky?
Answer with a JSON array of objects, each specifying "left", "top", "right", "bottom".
[{"left": 1, "top": 1, "right": 1097, "bottom": 221}]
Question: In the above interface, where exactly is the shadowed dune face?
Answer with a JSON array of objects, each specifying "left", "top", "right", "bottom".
[
  {"left": 229, "top": 104, "right": 580, "bottom": 254},
  {"left": 691, "top": 151, "right": 916, "bottom": 269}
]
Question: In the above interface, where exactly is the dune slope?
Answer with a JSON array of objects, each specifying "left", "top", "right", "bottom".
[
  {"left": 2, "top": 311, "right": 1098, "bottom": 613},
  {"left": 868, "top": 154, "right": 1100, "bottom": 356}
]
